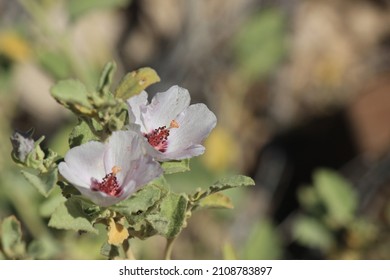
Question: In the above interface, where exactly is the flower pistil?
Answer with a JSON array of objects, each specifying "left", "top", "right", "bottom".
[
  {"left": 145, "top": 120, "right": 179, "bottom": 152},
  {"left": 91, "top": 166, "right": 123, "bottom": 197}
]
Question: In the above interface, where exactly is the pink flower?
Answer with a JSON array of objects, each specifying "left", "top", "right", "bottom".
[
  {"left": 127, "top": 85, "right": 217, "bottom": 161},
  {"left": 58, "top": 131, "right": 162, "bottom": 207}
]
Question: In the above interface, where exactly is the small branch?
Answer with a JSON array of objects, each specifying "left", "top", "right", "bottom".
[{"left": 164, "top": 237, "right": 177, "bottom": 260}]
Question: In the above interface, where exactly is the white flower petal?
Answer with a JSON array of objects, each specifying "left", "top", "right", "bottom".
[
  {"left": 58, "top": 162, "right": 90, "bottom": 190},
  {"left": 104, "top": 130, "right": 163, "bottom": 197},
  {"left": 104, "top": 131, "right": 144, "bottom": 183},
  {"left": 103, "top": 131, "right": 128, "bottom": 164},
  {"left": 59, "top": 131, "right": 162, "bottom": 207},
  {"left": 165, "top": 103, "right": 217, "bottom": 159},
  {"left": 77, "top": 186, "right": 130, "bottom": 207},
  {"left": 163, "top": 144, "right": 205, "bottom": 160},
  {"left": 126, "top": 91, "right": 149, "bottom": 132},
  {"left": 143, "top": 85, "right": 190, "bottom": 131},
  {"left": 122, "top": 153, "right": 163, "bottom": 188},
  {"left": 114, "top": 180, "right": 137, "bottom": 203},
  {"left": 59, "top": 141, "right": 106, "bottom": 189},
  {"left": 126, "top": 85, "right": 217, "bottom": 161}
]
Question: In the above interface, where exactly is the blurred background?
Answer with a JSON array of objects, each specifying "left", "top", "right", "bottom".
[{"left": 1, "top": 0, "right": 390, "bottom": 259}]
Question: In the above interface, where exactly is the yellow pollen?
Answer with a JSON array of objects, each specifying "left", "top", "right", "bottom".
[
  {"left": 170, "top": 120, "right": 179, "bottom": 129},
  {"left": 111, "top": 166, "right": 122, "bottom": 175}
]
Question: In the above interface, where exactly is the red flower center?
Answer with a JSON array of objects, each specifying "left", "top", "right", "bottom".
[
  {"left": 145, "top": 120, "right": 179, "bottom": 153},
  {"left": 91, "top": 166, "right": 123, "bottom": 197}
]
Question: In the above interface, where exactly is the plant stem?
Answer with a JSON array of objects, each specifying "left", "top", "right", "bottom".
[{"left": 164, "top": 237, "right": 177, "bottom": 260}]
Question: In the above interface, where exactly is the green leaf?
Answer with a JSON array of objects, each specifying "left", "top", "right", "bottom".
[
  {"left": 24, "top": 136, "right": 45, "bottom": 170},
  {"left": 68, "top": 118, "right": 100, "bottom": 148},
  {"left": 146, "top": 193, "right": 188, "bottom": 238},
  {"left": 313, "top": 169, "right": 358, "bottom": 226},
  {"left": 297, "top": 185, "right": 322, "bottom": 213},
  {"left": 51, "top": 79, "right": 94, "bottom": 115},
  {"left": 97, "top": 61, "right": 116, "bottom": 95},
  {"left": 0, "top": 216, "right": 26, "bottom": 259},
  {"left": 39, "top": 193, "right": 67, "bottom": 218},
  {"left": 233, "top": 8, "right": 285, "bottom": 81},
  {"left": 112, "top": 185, "right": 162, "bottom": 221},
  {"left": 115, "top": 67, "right": 160, "bottom": 100},
  {"left": 100, "top": 242, "right": 113, "bottom": 258},
  {"left": 292, "top": 215, "right": 335, "bottom": 251},
  {"left": 191, "top": 175, "right": 255, "bottom": 203},
  {"left": 27, "top": 237, "right": 59, "bottom": 260},
  {"left": 37, "top": 49, "right": 71, "bottom": 79},
  {"left": 242, "top": 220, "right": 282, "bottom": 260},
  {"left": 48, "top": 198, "right": 98, "bottom": 234},
  {"left": 105, "top": 102, "right": 128, "bottom": 132},
  {"left": 21, "top": 168, "right": 58, "bottom": 197},
  {"left": 198, "top": 193, "right": 233, "bottom": 210},
  {"left": 68, "top": 0, "right": 129, "bottom": 19},
  {"left": 209, "top": 175, "right": 255, "bottom": 192},
  {"left": 161, "top": 159, "right": 190, "bottom": 174},
  {"left": 100, "top": 242, "right": 123, "bottom": 259},
  {"left": 43, "top": 149, "right": 60, "bottom": 170}
]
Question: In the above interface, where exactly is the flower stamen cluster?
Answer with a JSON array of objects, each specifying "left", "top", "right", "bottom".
[
  {"left": 91, "top": 166, "right": 123, "bottom": 197},
  {"left": 145, "top": 126, "right": 170, "bottom": 152},
  {"left": 145, "top": 120, "right": 179, "bottom": 152}
]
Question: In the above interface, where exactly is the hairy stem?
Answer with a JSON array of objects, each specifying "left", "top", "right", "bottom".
[{"left": 164, "top": 237, "right": 177, "bottom": 260}]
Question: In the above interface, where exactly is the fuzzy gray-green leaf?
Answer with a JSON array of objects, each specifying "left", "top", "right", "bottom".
[
  {"left": 21, "top": 168, "right": 58, "bottom": 197},
  {"left": 161, "top": 159, "right": 190, "bottom": 174},
  {"left": 115, "top": 67, "right": 160, "bottom": 100},
  {"left": 112, "top": 185, "right": 162, "bottom": 220},
  {"left": 0, "top": 216, "right": 26, "bottom": 259},
  {"left": 146, "top": 193, "right": 188, "bottom": 238},
  {"left": 97, "top": 61, "right": 116, "bottom": 95},
  {"left": 51, "top": 79, "right": 94, "bottom": 115},
  {"left": 191, "top": 175, "right": 254, "bottom": 203},
  {"left": 68, "top": 119, "right": 100, "bottom": 148},
  {"left": 39, "top": 193, "right": 67, "bottom": 218},
  {"left": 48, "top": 198, "right": 98, "bottom": 234},
  {"left": 198, "top": 192, "right": 233, "bottom": 209}
]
